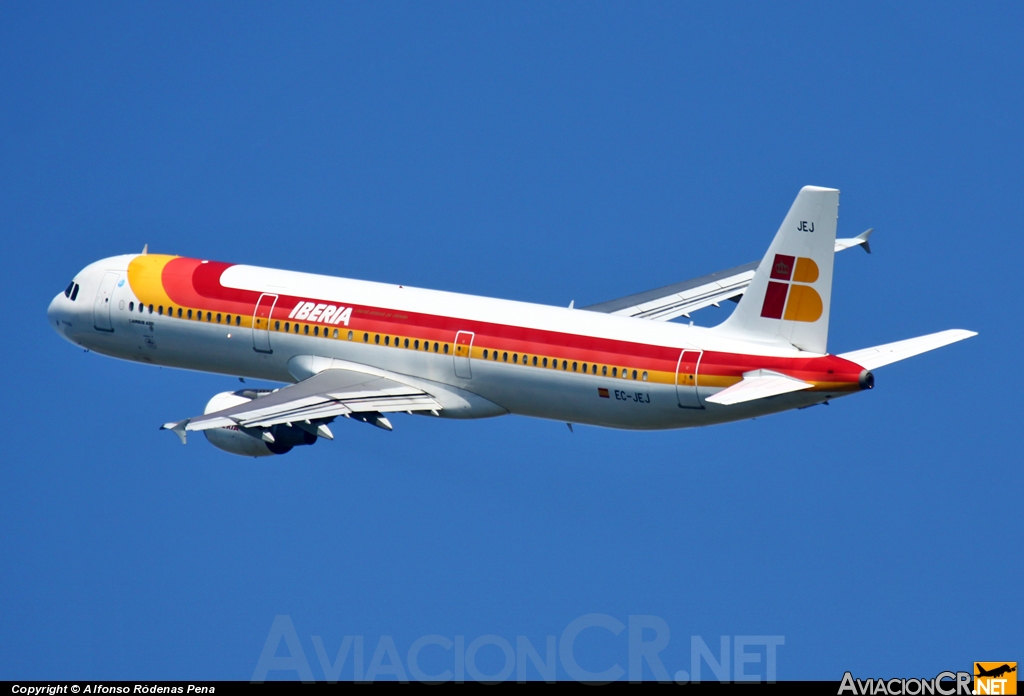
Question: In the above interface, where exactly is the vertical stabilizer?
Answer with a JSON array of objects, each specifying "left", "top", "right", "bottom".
[{"left": 716, "top": 186, "right": 839, "bottom": 353}]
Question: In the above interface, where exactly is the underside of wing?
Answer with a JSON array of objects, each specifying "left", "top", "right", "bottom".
[
  {"left": 704, "top": 369, "right": 813, "bottom": 406},
  {"left": 583, "top": 230, "right": 873, "bottom": 322},
  {"left": 180, "top": 367, "right": 442, "bottom": 432},
  {"left": 582, "top": 262, "right": 757, "bottom": 321}
]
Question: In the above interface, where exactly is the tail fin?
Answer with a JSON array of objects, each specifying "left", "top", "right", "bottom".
[{"left": 716, "top": 186, "right": 839, "bottom": 353}]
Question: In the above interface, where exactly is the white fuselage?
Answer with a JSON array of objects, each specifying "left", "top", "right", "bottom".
[{"left": 48, "top": 254, "right": 864, "bottom": 430}]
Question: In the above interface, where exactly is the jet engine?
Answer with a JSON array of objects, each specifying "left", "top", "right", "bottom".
[{"left": 201, "top": 390, "right": 320, "bottom": 457}]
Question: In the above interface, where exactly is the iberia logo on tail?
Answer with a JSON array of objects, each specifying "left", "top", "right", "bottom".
[{"left": 760, "top": 254, "right": 822, "bottom": 322}]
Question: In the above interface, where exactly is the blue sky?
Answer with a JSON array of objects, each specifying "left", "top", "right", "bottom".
[{"left": 1, "top": 2, "right": 1020, "bottom": 681}]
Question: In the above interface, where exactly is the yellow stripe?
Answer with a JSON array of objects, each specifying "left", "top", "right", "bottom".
[{"left": 127, "top": 254, "right": 177, "bottom": 307}]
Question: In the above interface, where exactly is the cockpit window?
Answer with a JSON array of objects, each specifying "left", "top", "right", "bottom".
[
  {"left": 70, "top": 284, "right": 80, "bottom": 301},
  {"left": 64, "top": 282, "right": 74, "bottom": 298}
]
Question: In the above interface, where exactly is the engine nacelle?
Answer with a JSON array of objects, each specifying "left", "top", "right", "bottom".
[{"left": 201, "top": 391, "right": 318, "bottom": 457}]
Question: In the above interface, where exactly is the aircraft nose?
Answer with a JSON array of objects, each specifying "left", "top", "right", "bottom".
[
  {"left": 48, "top": 294, "right": 59, "bottom": 324},
  {"left": 48, "top": 293, "right": 67, "bottom": 335}
]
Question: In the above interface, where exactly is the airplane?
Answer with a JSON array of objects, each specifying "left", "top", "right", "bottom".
[
  {"left": 47, "top": 186, "right": 976, "bottom": 456},
  {"left": 975, "top": 664, "right": 1016, "bottom": 679}
]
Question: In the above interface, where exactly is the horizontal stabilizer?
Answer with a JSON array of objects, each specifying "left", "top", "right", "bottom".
[
  {"left": 705, "top": 369, "right": 813, "bottom": 406},
  {"left": 838, "top": 329, "right": 977, "bottom": 370}
]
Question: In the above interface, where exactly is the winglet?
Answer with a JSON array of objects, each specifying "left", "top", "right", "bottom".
[
  {"left": 160, "top": 420, "right": 189, "bottom": 444},
  {"left": 834, "top": 228, "right": 873, "bottom": 254}
]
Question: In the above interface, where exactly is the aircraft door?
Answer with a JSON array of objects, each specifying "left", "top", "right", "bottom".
[
  {"left": 675, "top": 349, "right": 704, "bottom": 409},
  {"left": 454, "top": 331, "right": 474, "bottom": 378},
  {"left": 252, "top": 293, "right": 278, "bottom": 353},
  {"left": 93, "top": 272, "right": 119, "bottom": 332}
]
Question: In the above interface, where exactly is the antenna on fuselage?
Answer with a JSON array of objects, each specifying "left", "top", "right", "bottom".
[{"left": 142, "top": 244, "right": 148, "bottom": 255}]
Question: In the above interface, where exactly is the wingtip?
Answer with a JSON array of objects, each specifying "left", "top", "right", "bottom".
[
  {"left": 160, "top": 420, "right": 188, "bottom": 445},
  {"left": 860, "top": 228, "right": 873, "bottom": 254}
]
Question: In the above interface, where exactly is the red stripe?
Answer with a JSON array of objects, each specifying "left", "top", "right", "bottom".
[{"left": 157, "top": 256, "right": 863, "bottom": 385}]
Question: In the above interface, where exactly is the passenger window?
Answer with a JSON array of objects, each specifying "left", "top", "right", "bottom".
[
  {"left": 333, "top": 329, "right": 339, "bottom": 338},
  {"left": 384, "top": 336, "right": 390, "bottom": 346},
  {"left": 414, "top": 340, "right": 420, "bottom": 349},
  {"left": 632, "top": 370, "right": 638, "bottom": 380},
  {"left": 642, "top": 371, "right": 648, "bottom": 381},
  {"left": 148, "top": 304, "right": 154, "bottom": 314},
  {"left": 235, "top": 316, "right": 241, "bottom": 326},
  {"left": 348, "top": 331, "right": 353, "bottom": 340},
  {"left": 314, "top": 326, "right": 319, "bottom": 336},
  {"left": 502, "top": 352, "right": 508, "bottom": 362},
  {"left": 207, "top": 312, "right": 212, "bottom": 321},
  {"left": 434, "top": 342, "right": 439, "bottom": 352},
  {"left": 364, "top": 333, "right": 369, "bottom": 342},
  {"left": 572, "top": 362, "right": 577, "bottom": 371},
  {"left": 274, "top": 321, "right": 280, "bottom": 330},
  {"left": 562, "top": 360, "right": 568, "bottom": 370},
  {"left": 129, "top": 302, "right": 134, "bottom": 311},
  {"left": 285, "top": 322, "right": 290, "bottom": 332},
  {"left": 483, "top": 350, "right": 489, "bottom": 359},
  {"left": 592, "top": 364, "right": 597, "bottom": 374},
  {"left": 532, "top": 356, "right": 538, "bottom": 366},
  {"left": 582, "top": 363, "right": 586, "bottom": 372},
  {"left": 444, "top": 344, "right": 449, "bottom": 354},
  {"left": 217, "top": 313, "right": 222, "bottom": 323},
  {"left": 404, "top": 338, "right": 409, "bottom": 348},
  {"left": 375, "top": 334, "right": 380, "bottom": 344},
  {"left": 543, "top": 357, "right": 548, "bottom": 367},
  {"left": 187, "top": 309, "right": 193, "bottom": 319},
  {"left": 513, "top": 354, "right": 518, "bottom": 363},
  {"left": 612, "top": 367, "right": 617, "bottom": 377},
  {"left": 304, "top": 325, "right": 309, "bottom": 335},
  {"left": 158, "top": 306, "right": 163, "bottom": 315},
  {"left": 602, "top": 366, "right": 607, "bottom": 376}
]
